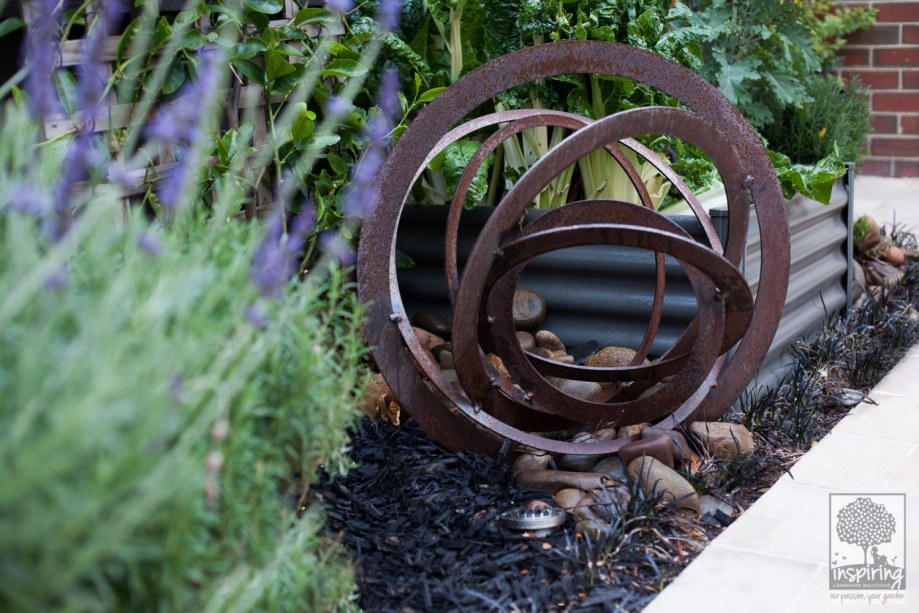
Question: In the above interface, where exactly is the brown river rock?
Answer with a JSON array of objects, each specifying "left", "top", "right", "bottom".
[
  {"left": 512, "top": 289, "right": 547, "bottom": 331},
  {"left": 627, "top": 457, "right": 700, "bottom": 516},
  {"left": 515, "top": 470, "right": 614, "bottom": 494},
  {"left": 618, "top": 434, "right": 675, "bottom": 468}
]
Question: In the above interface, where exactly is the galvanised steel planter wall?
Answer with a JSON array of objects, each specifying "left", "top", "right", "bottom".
[
  {"left": 717, "top": 164, "right": 854, "bottom": 391},
  {"left": 395, "top": 167, "right": 852, "bottom": 395}
]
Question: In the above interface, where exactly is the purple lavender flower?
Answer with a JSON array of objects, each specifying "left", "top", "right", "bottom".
[
  {"left": 22, "top": 0, "right": 60, "bottom": 117},
  {"left": 106, "top": 162, "right": 135, "bottom": 188},
  {"left": 326, "top": 0, "right": 355, "bottom": 14},
  {"left": 6, "top": 185, "right": 48, "bottom": 217},
  {"left": 377, "top": 0, "right": 402, "bottom": 32},
  {"left": 46, "top": 0, "right": 124, "bottom": 242},
  {"left": 320, "top": 230, "right": 355, "bottom": 266},
  {"left": 151, "top": 46, "right": 224, "bottom": 211},
  {"left": 245, "top": 304, "right": 269, "bottom": 330},
  {"left": 77, "top": 0, "right": 124, "bottom": 125},
  {"left": 157, "top": 158, "right": 188, "bottom": 212},
  {"left": 249, "top": 206, "right": 315, "bottom": 299},
  {"left": 340, "top": 67, "right": 400, "bottom": 219},
  {"left": 324, "top": 95, "right": 352, "bottom": 121},
  {"left": 137, "top": 232, "right": 163, "bottom": 256},
  {"left": 376, "top": 67, "right": 401, "bottom": 125},
  {"left": 42, "top": 269, "right": 69, "bottom": 292}
]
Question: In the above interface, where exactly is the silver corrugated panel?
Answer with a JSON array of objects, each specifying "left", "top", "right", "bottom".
[
  {"left": 395, "top": 172, "right": 851, "bottom": 391},
  {"left": 730, "top": 169, "right": 852, "bottom": 391},
  {"left": 396, "top": 206, "right": 712, "bottom": 355}
]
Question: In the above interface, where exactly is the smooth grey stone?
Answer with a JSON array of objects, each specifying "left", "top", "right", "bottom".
[
  {"left": 700, "top": 495, "right": 735, "bottom": 518},
  {"left": 411, "top": 311, "right": 452, "bottom": 338},
  {"left": 576, "top": 519, "right": 611, "bottom": 541},
  {"left": 592, "top": 457, "right": 628, "bottom": 483}
]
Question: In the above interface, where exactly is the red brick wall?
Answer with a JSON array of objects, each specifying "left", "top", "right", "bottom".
[{"left": 839, "top": 1, "right": 919, "bottom": 176}]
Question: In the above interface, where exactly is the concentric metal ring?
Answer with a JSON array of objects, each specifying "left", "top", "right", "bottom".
[{"left": 357, "top": 41, "right": 789, "bottom": 458}]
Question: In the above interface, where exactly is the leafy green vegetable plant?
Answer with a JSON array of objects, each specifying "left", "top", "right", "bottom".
[{"left": 762, "top": 74, "right": 871, "bottom": 166}]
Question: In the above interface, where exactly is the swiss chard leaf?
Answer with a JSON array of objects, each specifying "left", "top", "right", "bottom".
[{"left": 443, "top": 140, "right": 492, "bottom": 209}]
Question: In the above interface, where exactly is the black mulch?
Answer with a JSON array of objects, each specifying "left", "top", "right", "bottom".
[
  {"left": 315, "top": 418, "right": 694, "bottom": 612},
  {"left": 315, "top": 230, "right": 919, "bottom": 613}
]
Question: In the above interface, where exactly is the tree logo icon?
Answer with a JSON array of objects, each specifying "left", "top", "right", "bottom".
[{"left": 830, "top": 494, "right": 906, "bottom": 593}]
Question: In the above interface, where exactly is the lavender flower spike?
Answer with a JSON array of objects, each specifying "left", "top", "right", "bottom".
[
  {"left": 153, "top": 46, "right": 225, "bottom": 211},
  {"left": 340, "top": 67, "right": 400, "bottom": 220},
  {"left": 22, "top": 0, "right": 60, "bottom": 117},
  {"left": 378, "top": 0, "right": 402, "bottom": 32},
  {"left": 326, "top": 0, "right": 355, "bottom": 14},
  {"left": 249, "top": 205, "right": 315, "bottom": 299}
]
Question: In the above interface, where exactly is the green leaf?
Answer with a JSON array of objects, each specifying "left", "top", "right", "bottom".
[
  {"left": 275, "top": 43, "right": 305, "bottom": 58},
  {"left": 291, "top": 103, "right": 316, "bottom": 141},
  {"left": 769, "top": 147, "right": 846, "bottom": 204},
  {"left": 154, "top": 17, "right": 172, "bottom": 47},
  {"left": 715, "top": 52, "right": 758, "bottom": 105},
  {"left": 177, "top": 30, "right": 215, "bottom": 51},
  {"left": 244, "top": 0, "right": 283, "bottom": 14},
  {"left": 443, "top": 140, "right": 491, "bottom": 209},
  {"left": 388, "top": 27, "right": 437, "bottom": 84},
  {"left": 162, "top": 61, "right": 186, "bottom": 95},
  {"left": 327, "top": 152, "right": 347, "bottom": 176},
  {"left": 396, "top": 250, "right": 416, "bottom": 269},
  {"left": 418, "top": 87, "right": 446, "bottom": 103},
  {"left": 763, "top": 68, "right": 805, "bottom": 106},
  {"left": 0, "top": 17, "right": 25, "bottom": 38},
  {"left": 265, "top": 53, "right": 295, "bottom": 84},
  {"left": 231, "top": 39, "right": 268, "bottom": 60},
  {"left": 272, "top": 63, "right": 307, "bottom": 95},
  {"left": 311, "top": 133, "right": 342, "bottom": 148},
  {"left": 116, "top": 16, "right": 142, "bottom": 62},
  {"left": 292, "top": 7, "right": 336, "bottom": 26},
  {"left": 53, "top": 71, "right": 80, "bottom": 116},
  {"left": 233, "top": 59, "right": 265, "bottom": 84},
  {"left": 318, "top": 59, "right": 368, "bottom": 78},
  {"left": 246, "top": 9, "right": 270, "bottom": 32}
]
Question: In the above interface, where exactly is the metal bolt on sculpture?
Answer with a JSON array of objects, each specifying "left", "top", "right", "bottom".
[{"left": 357, "top": 42, "right": 790, "bottom": 459}]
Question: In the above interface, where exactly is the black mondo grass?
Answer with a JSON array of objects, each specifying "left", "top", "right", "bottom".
[{"left": 321, "top": 229, "right": 919, "bottom": 612}]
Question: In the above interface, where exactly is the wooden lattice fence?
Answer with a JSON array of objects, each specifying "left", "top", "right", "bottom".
[{"left": 21, "top": 0, "right": 343, "bottom": 218}]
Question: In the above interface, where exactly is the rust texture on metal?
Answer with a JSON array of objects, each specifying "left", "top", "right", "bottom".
[{"left": 356, "top": 41, "right": 789, "bottom": 458}]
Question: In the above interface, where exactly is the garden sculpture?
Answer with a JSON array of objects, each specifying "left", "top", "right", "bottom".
[{"left": 357, "top": 41, "right": 790, "bottom": 459}]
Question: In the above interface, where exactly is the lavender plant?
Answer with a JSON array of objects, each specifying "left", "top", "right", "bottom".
[{"left": 0, "top": 1, "right": 402, "bottom": 610}]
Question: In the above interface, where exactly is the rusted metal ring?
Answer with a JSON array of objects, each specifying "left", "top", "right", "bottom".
[{"left": 357, "top": 41, "right": 789, "bottom": 457}]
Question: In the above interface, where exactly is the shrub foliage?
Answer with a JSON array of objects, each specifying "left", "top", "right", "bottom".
[{"left": 0, "top": 101, "right": 366, "bottom": 611}]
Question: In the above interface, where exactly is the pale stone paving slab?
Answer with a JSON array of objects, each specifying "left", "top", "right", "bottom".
[{"left": 644, "top": 338, "right": 919, "bottom": 613}]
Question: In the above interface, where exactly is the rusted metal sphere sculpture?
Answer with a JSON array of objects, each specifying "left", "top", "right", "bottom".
[{"left": 357, "top": 42, "right": 789, "bottom": 459}]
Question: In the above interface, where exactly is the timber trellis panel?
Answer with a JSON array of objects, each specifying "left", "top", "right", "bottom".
[{"left": 24, "top": 0, "right": 342, "bottom": 219}]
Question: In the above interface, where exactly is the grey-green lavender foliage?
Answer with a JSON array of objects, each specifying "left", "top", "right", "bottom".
[{"left": 0, "top": 99, "right": 367, "bottom": 611}]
